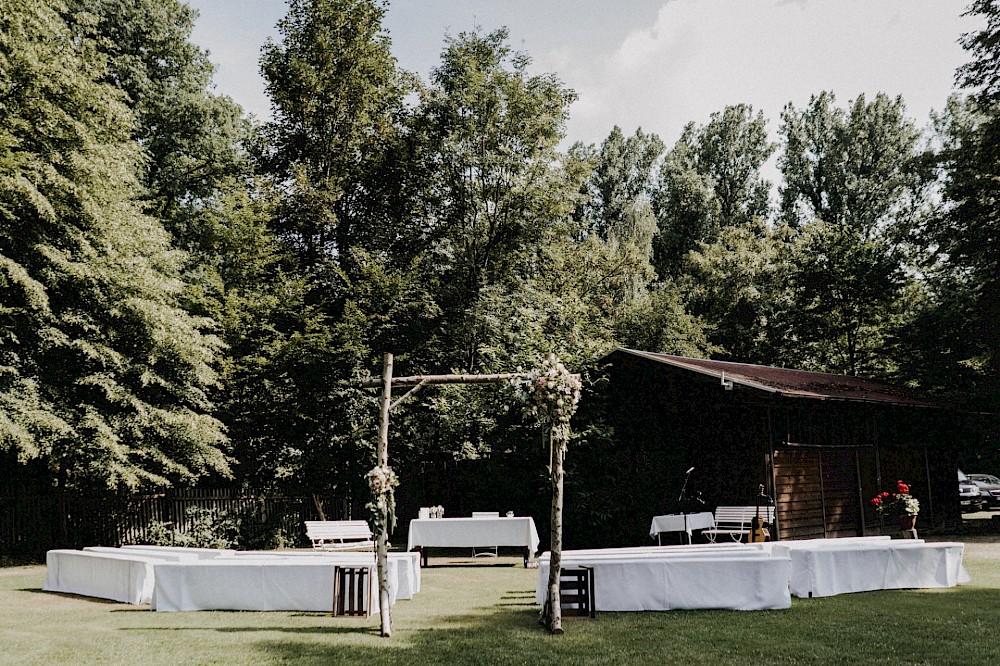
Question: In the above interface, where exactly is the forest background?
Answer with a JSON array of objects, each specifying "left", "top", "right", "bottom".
[{"left": 2, "top": 0, "right": 999, "bottom": 538}]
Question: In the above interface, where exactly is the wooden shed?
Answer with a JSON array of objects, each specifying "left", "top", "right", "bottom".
[{"left": 585, "top": 349, "right": 975, "bottom": 543}]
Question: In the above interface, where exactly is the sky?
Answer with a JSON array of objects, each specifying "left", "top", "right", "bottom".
[{"left": 187, "top": 0, "right": 982, "bottom": 155}]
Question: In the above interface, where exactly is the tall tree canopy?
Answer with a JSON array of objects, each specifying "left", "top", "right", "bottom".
[
  {"left": 260, "top": 0, "right": 409, "bottom": 271},
  {"left": 69, "top": 0, "right": 252, "bottom": 249},
  {"left": 776, "top": 92, "right": 924, "bottom": 375},
  {"left": 652, "top": 104, "right": 773, "bottom": 278},
  {"left": 0, "top": 0, "right": 227, "bottom": 489}
]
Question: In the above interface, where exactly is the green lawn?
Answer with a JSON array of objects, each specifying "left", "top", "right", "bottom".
[{"left": 3, "top": 538, "right": 1000, "bottom": 665}]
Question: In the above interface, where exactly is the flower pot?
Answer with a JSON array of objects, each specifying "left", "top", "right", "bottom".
[{"left": 897, "top": 514, "right": 917, "bottom": 530}]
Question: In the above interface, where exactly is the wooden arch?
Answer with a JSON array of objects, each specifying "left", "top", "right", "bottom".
[{"left": 359, "top": 353, "right": 577, "bottom": 636}]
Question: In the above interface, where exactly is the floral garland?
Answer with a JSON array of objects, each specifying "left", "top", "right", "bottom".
[
  {"left": 511, "top": 355, "right": 582, "bottom": 443},
  {"left": 366, "top": 464, "right": 400, "bottom": 532}
]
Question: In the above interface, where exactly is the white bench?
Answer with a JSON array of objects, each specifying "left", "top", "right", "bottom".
[
  {"left": 305, "top": 520, "right": 375, "bottom": 551},
  {"left": 702, "top": 506, "right": 776, "bottom": 543}
]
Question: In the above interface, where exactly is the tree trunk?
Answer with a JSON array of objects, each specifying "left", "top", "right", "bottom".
[
  {"left": 377, "top": 353, "right": 393, "bottom": 636},
  {"left": 312, "top": 494, "right": 326, "bottom": 521},
  {"left": 545, "top": 429, "right": 565, "bottom": 634}
]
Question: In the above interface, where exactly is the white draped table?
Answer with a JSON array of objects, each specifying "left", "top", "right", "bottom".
[
  {"left": 48, "top": 546, "right": 421, "bottom": 611},
  {"left": 231, "top": 551, "right": 420, "bottom": 600},
  {"left": 649, "top": 512, "right": 716, "bottom": 544},
  {"left": 44, "top": 549, "right": 197, "bottom": 604},
  {"left": 536, "top": 548, "right": 791, "bottom": 611},
  {"left": 407, "top": 517, "right": 539, "bottom": 565},
  {"left": 151, "top": 556, "right": 394, "bottom": 612},
  {"left": 763, "top": 538, "right": 969, "bottom": 598},
  {"left": 121, "top": 544, "right": 235, "bottom": 559}
]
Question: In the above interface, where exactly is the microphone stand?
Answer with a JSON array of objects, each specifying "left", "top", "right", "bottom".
[{"left": 678, "top": 467, "right": 695, "bottom": 544}]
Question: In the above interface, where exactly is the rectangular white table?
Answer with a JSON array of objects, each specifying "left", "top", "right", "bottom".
[
  {"left": 765, "top": 538, "right": 969, "bottom": 598},
  {"left": 151, "top": 557, "right": 393, "bottom": 612},
  {"left": 536, "top": 550, "right": 792, "bottom": 611},
  {"left": 121, "top": 545, "right": 235, "bottom": 559},
  {"left": 232, "top": 551, "right": 419, "bottom": 600},
  {"left": 45, "top": 549, "right": 196, "bottom": 605},
  {"left": 407, "top": 517, "right": 539, "bottom": 566},
  {"left": 649, "top": 512, "right": 716, "bottom": 545}
]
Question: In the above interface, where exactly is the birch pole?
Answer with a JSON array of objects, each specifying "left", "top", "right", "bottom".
[
  {"left": 376, "top": 353, "right": 393, "bottom": 636},
  {"left": 544, "top": 428, "right": 566, "bottom": 633}
]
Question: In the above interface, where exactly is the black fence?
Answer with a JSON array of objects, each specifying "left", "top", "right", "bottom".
[{"left": 0, "top": 488, "right": 350, "bottom": 562}]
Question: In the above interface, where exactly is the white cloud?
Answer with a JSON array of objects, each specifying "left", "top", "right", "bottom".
[{"left": 544, "top": 0, "right": 977, "bottom": 148}]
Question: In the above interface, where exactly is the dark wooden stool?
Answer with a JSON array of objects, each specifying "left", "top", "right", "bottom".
[
  {"left": 333, "top": 565, "right": 372, "bottom": 616},
  {"left": 560, "top": 566, "right": 595, "bottom": 618}
]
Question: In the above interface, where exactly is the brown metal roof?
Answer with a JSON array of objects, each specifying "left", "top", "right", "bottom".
[{"left": 618, "top": 349, "right": 937, "bottom": 407}]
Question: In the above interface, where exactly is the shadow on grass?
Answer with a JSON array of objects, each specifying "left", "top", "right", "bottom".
[
  {"left": 114, "top": 586, "right": 1000, "bottom": 666},
  {"left": 23, "top": 588, "right": 123, "bottom": 605}
]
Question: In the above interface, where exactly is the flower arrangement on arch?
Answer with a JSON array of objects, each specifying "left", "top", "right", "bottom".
[
  {"left": 870, "top": 480, "right": 920, "bottom": 517},
  {"left": 509, "top": 355, "right": 582, "bottom": 442},
  {"left": 366, "top": 464, "right": 400, "bottom": 532}
]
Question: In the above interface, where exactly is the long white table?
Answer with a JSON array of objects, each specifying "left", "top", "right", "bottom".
[
  {"left": 649, "top": 512, "right": 716, "bottom": 544},
  {"left": 232, "top": 551, "right": 420, "bottom": 600},
  {"left": 536, "top": 550, "right": 792, "bottom": 611},
  {"left": 764, "top": 538, "right": 969, "bottom": 598},
  {"left": 44, "top": 549, "right": 197, "bottom": 604},
  {"left": 151, "top": 557, "right": 392, "bottom": 612},
  {"left": 407, "top": 517, "right": 539, "bottom": 565},
  {"left": 121, "top": 544, "right": 235, "bottom": 559}
]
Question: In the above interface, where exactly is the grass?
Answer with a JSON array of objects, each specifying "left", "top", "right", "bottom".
[{"left": 3, "top": 537, "right": 1000, "bottom": 665}]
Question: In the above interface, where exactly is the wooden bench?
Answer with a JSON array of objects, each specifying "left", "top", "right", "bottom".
[
  {"left": 305, "top": 520, "right": 375, "bottom": 551},
  {"left": 701, "top": 506, "right": 776, "bottom": 543}
]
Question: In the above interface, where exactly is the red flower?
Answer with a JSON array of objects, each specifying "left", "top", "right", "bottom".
[
  {"left": 897, "top": 482, "right": 909, "bottom": 494},
  {"left": 881, "top": 492, "right": 890, "bottom": 498},
  {"left": 871, "top": 497, "right": 881, "bottom": 506}
]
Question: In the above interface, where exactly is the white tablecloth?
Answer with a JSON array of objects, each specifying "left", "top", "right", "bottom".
[
  {"left": 407, "top": 517, "right": 539, "bottom": 553},
  {"left": 44, "top": 550, "right": 194, "bottom": 604},
  {"left": 767, "top": 539, "right": 968, "bottom": 598},
  {"left": 120, "top": 545, "right": 235, "bottom": 559},
  {"left": 231, "top": 551, "right": 419, "bottom": 599},
  {"left": 550, "top": 543, "right": 756, "bottom": 558},
  {"left": 152, "top": 557, "right": 394, "bottom": 612},
  {"left": 649, "top": 512, "right": 716, "bottom": 538},
  {"left": 536, "top": 550, "right": 791, "bottom": 611}
]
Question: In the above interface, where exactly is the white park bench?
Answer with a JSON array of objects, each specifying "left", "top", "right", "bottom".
[
  {"left": 701, "top": 506, "right": 776, "bottom": 543},
  {"left": 305, "top": 520, "right": 376, "bottom": 551}
]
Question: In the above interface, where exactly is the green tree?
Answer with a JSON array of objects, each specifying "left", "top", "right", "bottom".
[
  {"left": 576, "top": 127, "right": 664, "bottom": 303},
  {"left": 778, "top": 220, "right": 906, "bottom": 375},
  {"left": 406, "top": 28, "right": 579, "bottom": 371},
  {"left": 922, "top": 0, "right": 1000, "bottom": 404},
  {"left": 68, "top": 0, "right": 252, "bottom": 249},
  {"left": 0, "top": 0, "right": 227, "bottom": 490},
  {"left": 777, "top": 92, "right": 925, "bottom": 375},
  {"left": 779, "top": 92, "right": 921, "bottom": 238},
  {"left": 259, "top": 0, "right": 409, "bottom": 270},
  {"left": 652, "top": 104, "right": 773, "bottom": 278},
  {"left": 685, "top": 221, "right": 788, "bottom": 363}
]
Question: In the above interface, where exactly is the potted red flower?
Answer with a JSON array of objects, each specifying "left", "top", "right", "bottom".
[{"left": 870, "top": 480, "right": 920, "bottom": 531}]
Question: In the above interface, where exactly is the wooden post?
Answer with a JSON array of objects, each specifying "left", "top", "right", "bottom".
[
  {"left": 545, "top": 428, "right": 566, "bottom": 634},
  {"left": 377, "top": 353, "right": 393, "bottom": 636}
]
